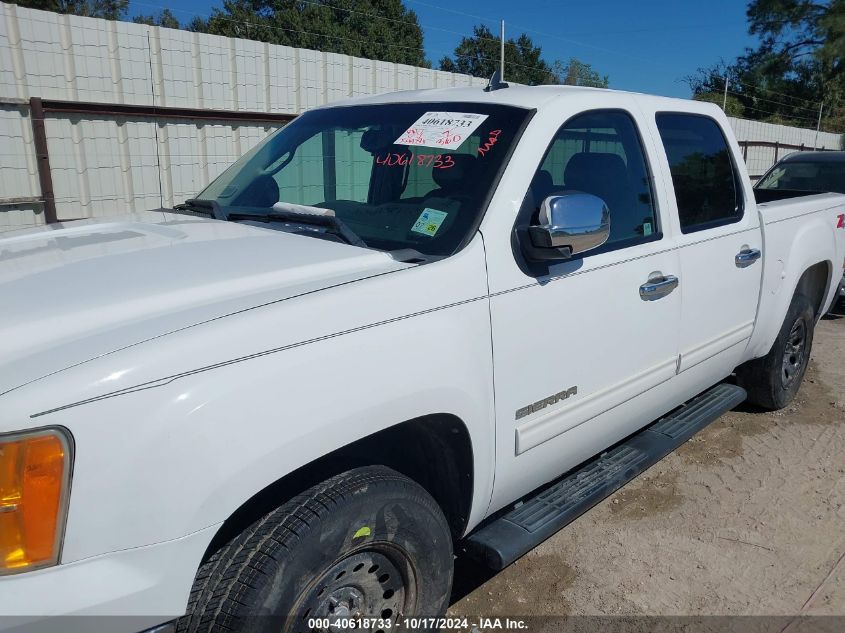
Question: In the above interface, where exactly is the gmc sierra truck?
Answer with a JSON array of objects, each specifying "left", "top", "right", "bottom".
[{"left": 1, "top": 85, "right": 844, "bottom": 633}]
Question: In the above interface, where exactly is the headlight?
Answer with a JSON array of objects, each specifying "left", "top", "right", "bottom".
[{"left": 0, "top": 428, "right": 72, "bottom": 575}]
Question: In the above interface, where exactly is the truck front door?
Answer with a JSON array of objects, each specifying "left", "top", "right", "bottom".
[{"left": 483, "top": 107, "right": 683, "bottom": 511}]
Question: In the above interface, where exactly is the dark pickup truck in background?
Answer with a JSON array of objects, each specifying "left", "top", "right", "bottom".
[{"left": 756, "top": 150, "right": 845, "bottom": 308}]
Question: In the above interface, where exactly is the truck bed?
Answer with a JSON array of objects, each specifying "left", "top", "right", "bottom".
[
  {"left": 753, "top": 188, "right": 823, "bottom": 204},
  {"left": 747, "top": 191, "right": 845, "bottom": 359},
  {"left": 755, "top": 190, "right": 845, "bottom": 221}
]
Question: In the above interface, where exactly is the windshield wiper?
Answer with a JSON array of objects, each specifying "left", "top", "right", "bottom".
[
  {"left": 174, "top": 198, "right": 228, "bottom": 221},
  {"left": 228, "top": 211, "right": 367, "bottom": 248}
]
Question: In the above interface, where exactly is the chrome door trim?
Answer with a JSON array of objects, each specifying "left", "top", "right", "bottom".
[
  {"left": 639, "top": 274, "right": 679, "bottom": 300},
  {"left": 735, "top": 248, "right": 762, "bottom": 268}
]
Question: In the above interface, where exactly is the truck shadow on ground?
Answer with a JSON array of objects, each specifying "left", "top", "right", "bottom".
[
  {"left": 450, "top": 555, "right": 498, "bottom": 604},
  {"left": 449, "top": 315, "right": 844, "bottom": 607}
]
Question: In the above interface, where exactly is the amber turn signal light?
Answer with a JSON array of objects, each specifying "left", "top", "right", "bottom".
[{"left": 0, "top": 429, "right": 72, "bottom": 575}]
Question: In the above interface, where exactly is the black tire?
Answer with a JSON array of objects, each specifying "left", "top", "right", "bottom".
[
  {"left": 737, "top": 293, "right": 815, "bottom": 410},
  {"left": 176, "top": 466, "right": 453, "bottom": 633}
]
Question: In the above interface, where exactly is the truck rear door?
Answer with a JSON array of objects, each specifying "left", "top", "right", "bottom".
[{"left": 650, "top": 111, "right": 763, "bottom": 379}]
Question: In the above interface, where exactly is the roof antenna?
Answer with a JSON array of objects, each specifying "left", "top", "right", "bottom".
[{"left": 485, "top": 19, "right": 509, "bottom": 92}]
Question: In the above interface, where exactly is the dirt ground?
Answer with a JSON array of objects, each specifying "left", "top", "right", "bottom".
[{"left": 449, "top": 312, "right": 845, "bottom": 621}]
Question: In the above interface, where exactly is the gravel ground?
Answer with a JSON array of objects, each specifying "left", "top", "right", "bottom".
[{"left": 449, "top": 312, "right": 845, "bottom": 622}]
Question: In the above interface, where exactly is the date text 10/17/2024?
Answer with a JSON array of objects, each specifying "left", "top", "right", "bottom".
[{"left": 307, "top": 617, "right": 529, "bottom": 631}]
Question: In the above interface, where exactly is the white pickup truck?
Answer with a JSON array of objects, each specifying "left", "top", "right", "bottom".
[{"left": 2, "top": 85, "right": 844, "bottom": 632}]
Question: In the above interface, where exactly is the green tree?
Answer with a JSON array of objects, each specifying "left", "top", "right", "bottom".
[
  {"left": 439, "top": 25, "right": 553, "bottom": 85},
  {"left": 552, "top": 58, "right": 609, "bottom": 88},
  {"left": 439, "top": 25, "right": 608, "bottom": 87},
  {"left": 693, "top": 91, "right": 746, "bottom": 117},
  {"left": 7, "top": 0, "right": 127, "bottom": 19},
  {"left": 132, "top": 9, "right": 180, "bottom": 29},
  {"left": 191, "top": 0, "right": 429, "bottom": 67},
  {"left": 688, "top": 1, "right": 844, "bottom": 131}
]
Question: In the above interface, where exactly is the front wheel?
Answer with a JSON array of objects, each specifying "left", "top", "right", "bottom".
[
  {"left": 177, "top": 466, "right": 454, "bottom": 633},
  {"left": 737, "top": 293, "right": 815, "bottom": 410}
]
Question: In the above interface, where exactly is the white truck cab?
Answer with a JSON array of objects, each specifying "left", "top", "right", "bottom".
[{"left": 1, "top": 85, "right": 844, "bottom": 632}]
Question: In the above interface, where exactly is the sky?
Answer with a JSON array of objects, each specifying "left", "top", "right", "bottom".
[{"left": 127, "top": 0, "right": 758, "bottom": 99}]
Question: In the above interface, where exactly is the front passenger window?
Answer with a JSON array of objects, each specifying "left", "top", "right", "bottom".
[{"left": 527, "top": 110, "right": 659, "bottom": 251}]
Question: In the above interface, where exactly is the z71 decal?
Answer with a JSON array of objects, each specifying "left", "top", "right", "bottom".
[
  {"left": 516, "top": 386, "right": 579, "bottom": 420},
  {"left": 837, "top": 214, "right": 844, "bottom": 229}
]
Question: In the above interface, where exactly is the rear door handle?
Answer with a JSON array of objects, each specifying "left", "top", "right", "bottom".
[
  {"left": 640, "top": 275, "right": 679, "bottom": 301},
  {"left": 735, "top": 248, "right": 761, "bottom": 267}
]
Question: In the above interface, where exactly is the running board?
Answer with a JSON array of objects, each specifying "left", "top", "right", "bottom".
[{"left": 464, "top": 383, "right": 747, "bottom": 570}]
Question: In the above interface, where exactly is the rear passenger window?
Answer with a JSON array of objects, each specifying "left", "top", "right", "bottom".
[
  {"left": 526, "top": 110, "right": 658, "bottom": 251},
  {"left": 655, "top": 113, "right": 743, "bottom": 233}
]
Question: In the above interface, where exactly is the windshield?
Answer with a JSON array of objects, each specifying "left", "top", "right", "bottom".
[
  {"left": 757, "top": 158, "right": 845, "bottom": 194},
  {"left": 198, "top": 102, "right": 531, "bottom": 256}
]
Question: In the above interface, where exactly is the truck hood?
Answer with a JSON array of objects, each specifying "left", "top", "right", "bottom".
[{"left": 0, "top": 211, "right": 409, "bottom": 396}]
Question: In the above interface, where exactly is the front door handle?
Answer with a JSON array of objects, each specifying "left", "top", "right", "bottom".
[
  {"left": 735, "top": 248, "right": 762, "bottom": 268},
  {"left": 640, "top": 274, "right": 679, "bottom": 301}
]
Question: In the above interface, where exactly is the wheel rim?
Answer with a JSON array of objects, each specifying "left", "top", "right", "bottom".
[
  {"left": 781, "top": 317, "right": 807, "bottom": 389},
  {"left": 292, "top": 547, "right": 412, "bottom": 632}
]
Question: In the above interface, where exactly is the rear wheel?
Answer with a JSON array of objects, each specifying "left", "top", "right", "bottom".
[
  {"left": 177, "top": 466, "right": 453, "bottom": 633},
  {"left": 737, "top": 293, "right": 815, "bottom": 410}
]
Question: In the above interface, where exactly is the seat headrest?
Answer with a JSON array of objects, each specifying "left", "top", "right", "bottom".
[
  {"left": 360, "top": 128, "right": 394, "bottom": 154},
  {"left": 564, "top": 152, "right": 627, "bottom": 187},
  {"left": 432, "top": 154, "right": 476, "bottom": 190}
]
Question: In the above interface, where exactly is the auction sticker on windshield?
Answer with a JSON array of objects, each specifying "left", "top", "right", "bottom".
[
  {"left": 395, "top": 112, "right": 489, "bottom": 150},
  {"left": 411, "top": 208, "right": 448, "bottom": 237}
]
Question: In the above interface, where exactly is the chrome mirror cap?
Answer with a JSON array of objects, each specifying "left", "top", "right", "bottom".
[{"left": 528, "top": 192, "right": 611, "bottom": 258}]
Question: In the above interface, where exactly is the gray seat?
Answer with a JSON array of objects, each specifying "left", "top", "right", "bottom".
[
  {"left": 423, "top": 154, "right": 477, "bottom": 200},
  {"left": 563, "top": 152, "right": 638, "bottom": 242}
]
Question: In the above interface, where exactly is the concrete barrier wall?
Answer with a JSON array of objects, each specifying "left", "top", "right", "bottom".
[
  {"left": 727, "top": 116, "right": 843, "bottom": 179},
  {"left": 0, "top": 2, "right": 841, "bottom": 232},
  {"left": 0, "top": 2, "right": 485, "bottom": 230}
]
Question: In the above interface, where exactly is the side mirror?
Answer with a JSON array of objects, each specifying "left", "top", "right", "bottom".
[{"left": 524, "top": 192, "right": 611, "bottom": 261}]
